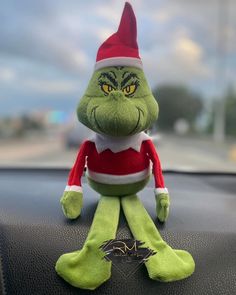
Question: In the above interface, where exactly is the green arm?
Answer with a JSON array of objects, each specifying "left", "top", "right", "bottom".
[
  {"left": 60, "top": 191, "right": 83, "bottom": 219},
  {"left": 155, "top": 192, "right": 170, "bottom": 222}
]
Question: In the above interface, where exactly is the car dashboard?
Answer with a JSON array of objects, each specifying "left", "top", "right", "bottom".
[{"left": 0, "top": 168, "right": 235, "bottom": 294}]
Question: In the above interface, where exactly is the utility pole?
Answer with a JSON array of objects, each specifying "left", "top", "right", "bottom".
[{"left": 213, "top": 0, "right": 228, "bottom": 142}]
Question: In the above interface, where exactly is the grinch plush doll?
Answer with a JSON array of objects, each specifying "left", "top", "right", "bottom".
[{"left": 55, "top": 2, "right": 195, "bottom": 290}]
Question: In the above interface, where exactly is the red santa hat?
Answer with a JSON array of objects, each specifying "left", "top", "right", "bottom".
[{"left": 94, "top": 2, "right": 143, "bottom": 71}]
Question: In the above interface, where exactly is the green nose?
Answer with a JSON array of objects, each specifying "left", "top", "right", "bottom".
[{"left": 109, "top": 91, "right": 127, "bottom": 101}]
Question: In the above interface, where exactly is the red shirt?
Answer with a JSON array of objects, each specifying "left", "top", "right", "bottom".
[{"left": 67, "top": 139, "right": 165, "bottom": 188}]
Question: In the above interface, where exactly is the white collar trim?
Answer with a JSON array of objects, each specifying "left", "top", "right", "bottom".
[{"left": 90, "top": 132, "right": 151, "bottom": 153}]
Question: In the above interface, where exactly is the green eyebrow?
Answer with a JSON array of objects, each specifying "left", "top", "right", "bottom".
[
  {"left": 98, "top": 72, "right": 118, "bottom": 88},
  {"left": 121, "top": 73, "right": 139, "bottom": 88},
  {"left": 122, "top": 71, "right": 129, "bottom": 78}
]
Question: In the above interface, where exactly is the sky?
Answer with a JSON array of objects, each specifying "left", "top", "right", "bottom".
[{"left": 0, "top": 0, "right": 235, "bottom": 117}]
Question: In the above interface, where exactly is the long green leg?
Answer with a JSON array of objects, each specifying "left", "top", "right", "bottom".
[
  {"left": 56, "top": 196, "right": 120, "bottom": 290},
  {"left": 121, "top": 195, "right": 195, "bottom": 282}
]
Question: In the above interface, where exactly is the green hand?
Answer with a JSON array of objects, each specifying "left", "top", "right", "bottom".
[
  {"left": 60, "top": 191, "right": 83, "bottom": 219},
  {"left": 155, "top": 193, "right": 170, "bottom": 222}
]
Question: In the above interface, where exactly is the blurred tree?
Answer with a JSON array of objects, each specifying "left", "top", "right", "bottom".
[
  {"left": 21, "top": 114, "right": 43, "bottom": 131},
  {"left": 207, "top": 86, "right": 236, "bottom": 137},
  {"left": 152, "top": 85, "right": 203, "bottom": 131},
  {"left": 223, "top": 86, "right": 236, "bottom": 137}
]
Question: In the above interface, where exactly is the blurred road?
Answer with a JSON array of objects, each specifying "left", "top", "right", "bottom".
[{"left": 0, "top": 133, "right": 236, "bottom": 172}]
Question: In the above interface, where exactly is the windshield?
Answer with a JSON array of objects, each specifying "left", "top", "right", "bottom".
[{"left": 0, "top": 0, "right": 235, "bottom": 172}]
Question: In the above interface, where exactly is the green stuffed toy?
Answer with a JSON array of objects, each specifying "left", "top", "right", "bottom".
[{"left": 55, "top": 2, "right": 195, "bottom": 290}]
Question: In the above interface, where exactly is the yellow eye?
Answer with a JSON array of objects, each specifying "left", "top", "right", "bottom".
[
  {"left": 101, "top": 84, "right": 115, "bottom": 94},
  {"left": 122, "top": 84, "right": 137, "bottom": 96}
]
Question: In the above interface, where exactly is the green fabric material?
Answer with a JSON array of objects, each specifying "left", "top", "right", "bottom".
[
  {"left": 55, "top": 196, "right": 120, "bottom": 290},
  {"left": 87, "top": 176, "right": 150, "bottom": 196},
  {"left": 57, "top": 184, "right": 195, "bottom": 289},
  {"left": 121, "top": 195, "right": 195, "bottom": 282},
  {"left": 77, "top": 66, "right": 158, "bottom": 136},
  {"left": 155, "top": 193, "right": 170, "bottom": 222},
  {"left": 57, "top": 64, "right": 195, "bottom": 288},
  {"left": 60, "top": 191, "right": 83, "bottom": 219}
]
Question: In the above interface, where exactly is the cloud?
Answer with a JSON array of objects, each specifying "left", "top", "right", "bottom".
[
  {"left": 95, "top": 4, "right": 121, "bottom": 25},
  {"left": 21, "top": 78, "right": 79, "bottom": 94},
  {"left": 0, "top": 67, "right": 16, "bottom": 82},
  {"left": 175, "top": 37, "right": 202, "bottom": 59},
  {"left": 96, "top": 27, "right": 115, "bottom": 43},
  {"left": 142, "top": 33, "right": 211, "bottom": 88},
  {"left": 0, "top": 0, "right": 235, "bottom": 115},
  {"left": 0, "top": 0, "right": 95, "bottom": 74},
  {"left": 0, "top": 24, "right": 92, "bottom": 74}
]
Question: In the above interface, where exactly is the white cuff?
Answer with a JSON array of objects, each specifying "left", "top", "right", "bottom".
[
  {"left": 154, "top": 187, "right": 168, "bottom": 195},
  {"left": 65, "top": 185, "right": 82, "bottom": 193}
]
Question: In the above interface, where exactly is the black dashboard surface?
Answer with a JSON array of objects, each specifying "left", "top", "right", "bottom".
[{"left": 0, "top": 168, "right": 236, "bottom": 295}]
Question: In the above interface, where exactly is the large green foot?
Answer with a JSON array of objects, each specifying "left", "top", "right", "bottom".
[
  {"left": 56, "top": 196, "right": 120, "bottom": 290},
  {"left": 55, "top": 244, "right": 111, "bottom": 290},
  {"left": 145, "top": 242, "right": 195, "bottom": 282},
  {"left": 121, "top": 195, "right": 195, "bottom": 283}
]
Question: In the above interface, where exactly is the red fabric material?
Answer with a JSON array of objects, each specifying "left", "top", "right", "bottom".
[
  {"left": 67, "top": 139, "right": 165, "bottom": 189},
  {"left": 67, "top": 141, "right": 91, "bottom": 186},
  {"left": 143, "top": 140, "right": 165, "bottom": 188},
  {"left": 87, "top": 142, "right": 149, "bottom": 175},
  {"left": 96, "top": 2, "right": 140, "bottom": 62}
]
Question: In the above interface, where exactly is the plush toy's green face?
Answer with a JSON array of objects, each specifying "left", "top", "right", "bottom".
[{"left": 77, "top": 66, "right": 158, "bottom": 136}]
